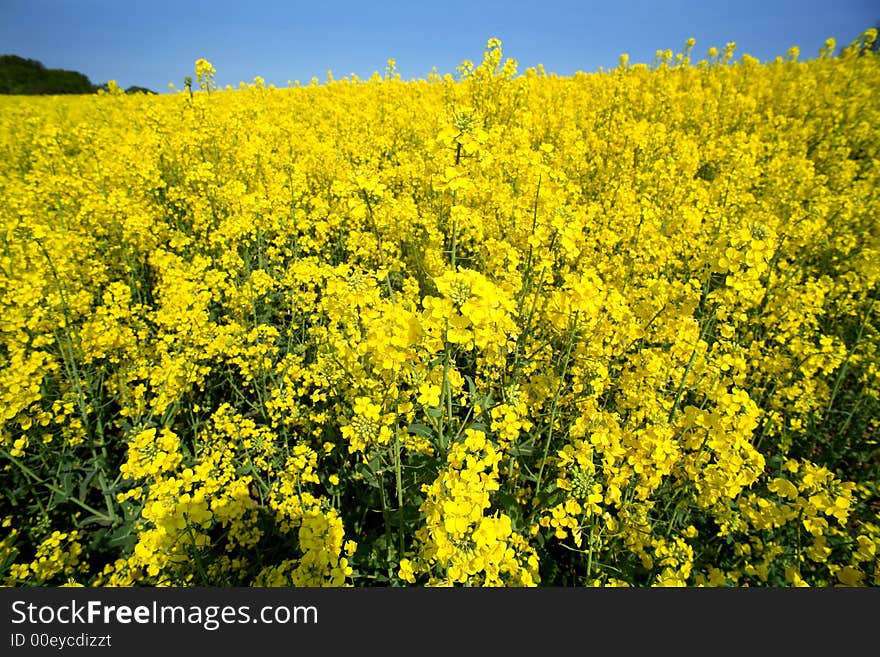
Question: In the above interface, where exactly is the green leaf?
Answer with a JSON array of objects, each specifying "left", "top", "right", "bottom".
[
  {"left": 78, "top": 514, "right": 112, "bottom": 528},
  {"left": 425, "top": 407, "right": 442, "bottom": 419},
  {"left": 406, "top": 423, "right": 433, "bottom": 438},
  {"left": 510, "top": 441, "right": 534, "bottom": 457}
]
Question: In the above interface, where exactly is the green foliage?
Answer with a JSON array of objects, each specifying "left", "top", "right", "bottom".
[
  {"left": 124, "top": 86, "right": 157, "bottom": 95},
  {"left": 0, "top": 55, "right": 95, "bottom": 95},
  {"left": 0, "top": 55, "right": 156, "bottom": 96}
]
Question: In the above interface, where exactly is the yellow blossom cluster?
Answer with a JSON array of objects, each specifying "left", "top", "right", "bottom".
[{"left": 403, "top": 429, "right": 539, "bottom": 585}]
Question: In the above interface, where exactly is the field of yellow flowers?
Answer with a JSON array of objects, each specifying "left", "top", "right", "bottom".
[{"left": 1, "top": 33, "right": 878, "bottom": 587}]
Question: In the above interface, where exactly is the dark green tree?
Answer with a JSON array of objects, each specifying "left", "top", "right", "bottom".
[{"left": 0, "top": 54, "right": 95, "bottom": 94}]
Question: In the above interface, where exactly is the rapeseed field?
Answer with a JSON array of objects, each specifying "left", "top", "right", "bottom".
[{"left": 1, "top": 33, "right": 878, "bottom": 586}]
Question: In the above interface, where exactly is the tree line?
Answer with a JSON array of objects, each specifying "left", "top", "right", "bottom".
[{"left": 0, "top": 55, "right": 155, "bottom": 95}]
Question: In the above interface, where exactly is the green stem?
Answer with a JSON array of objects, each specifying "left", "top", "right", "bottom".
[
  {"left": 825, "top": 301, "right": 869, "bottom": 418},
  {"left": 378, "top": 474, "right": 393, "bottom": 580},
  {"left": 394, "top": 428, "right": 405, "bottom": 560},
  {"left": 668, "top": 318, "right": 712, "bottom": 424},
  {"left": 535, "top": 311, "right": 578, "bottom": 497},
  {"left": 586, "top": 520, "right": 595, "bottom": 585},
  {"left": 450, "top": 190, "right": 458, "bottom": 269}
]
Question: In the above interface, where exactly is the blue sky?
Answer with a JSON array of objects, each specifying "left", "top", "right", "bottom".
[{"left": 1, "top": 0, "right": 877, "bottom": 92}]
